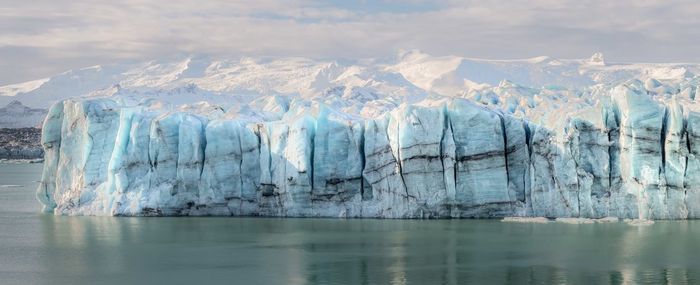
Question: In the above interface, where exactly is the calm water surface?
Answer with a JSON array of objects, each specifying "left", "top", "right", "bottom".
[{"left": 2, "top": 163, "right": 700, "bottom": 284}]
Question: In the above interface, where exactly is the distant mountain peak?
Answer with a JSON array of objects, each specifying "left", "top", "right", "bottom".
[
  {"left": 7, "top": 100, "right": 23, "bottom": 106},
  {"left": 2, "top": 100, "right": 44, "bottom": 112},
  {"left": 0, "top": 100, "right": 47, "bottom": 128},
  {"left": 588, "top": 52, "right": 605, "bottom": 65},
  {"left": 1, "top": 52, "right": 699, "bottom": 113}
]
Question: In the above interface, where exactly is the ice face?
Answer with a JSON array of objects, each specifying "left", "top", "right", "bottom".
[
  {"left": 36, "top": 102, "right": 64, "bottom": 212},
  {"left": 686, "top": 111, "right": 700, "bottom": 217},
  {"left": 664, "top": 100, "right": 688, "bottom": 219},
  {"left": 106, "top": 107, "right": 156, "bottom": 215},
  {"left": 43, "top": 99, "right": 121, "bottom": 215},
  {"left": 36, "top": 81, "right": 700, "bottom": 219},
  {"left": 198, "top": 119, "right": 243, "bottom": 214},
  {"left": 566, "top": 117, "right": 611, "bottom": 218},
  {"left": 612, "top": 84, "right": 665, "bottom": 219},
  {"left": 392, "top": 105, "right": 449, "bottom": 216},
  {"left": 312, "top": 106, "right": 364, "bottom": 217},
  {"left": 361, "top": 114, "right": 410, "bottom": 218},
  {"left": 448, "top": 100, "right": 513, "bottom": 216}
]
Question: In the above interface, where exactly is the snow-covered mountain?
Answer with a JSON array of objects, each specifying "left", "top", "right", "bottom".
[
  {"left": 3, "top": 51, "right": 699, "bottom": 127},
  {"left": 25, "top": 51, "right": 700, "bottom": 219},
  {"left": 0, "top": 53, "right": 693, "bottom": 128},
  {"left": 2, "top": 51, "right": 698, "bottom": 109},
  {"left": 0, "top": 100, "right": 47, "bottom": 128}
]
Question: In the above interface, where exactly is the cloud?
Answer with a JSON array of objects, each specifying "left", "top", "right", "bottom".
[{"left": 1, "top": 0, "right": 700, "bottom": 84}]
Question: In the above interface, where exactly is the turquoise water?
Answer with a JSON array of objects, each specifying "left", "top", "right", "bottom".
[{"left": 2, "top": 163, "right": 700, "bottom": 284}]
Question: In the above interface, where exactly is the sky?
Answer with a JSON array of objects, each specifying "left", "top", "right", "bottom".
[{"left": 1, "top": 0, "right": 700, "bottom": 85}]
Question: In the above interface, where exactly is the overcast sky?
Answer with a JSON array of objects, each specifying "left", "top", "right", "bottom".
[{"left": 1, "top": 0, "right": 699, "bottom": 85}]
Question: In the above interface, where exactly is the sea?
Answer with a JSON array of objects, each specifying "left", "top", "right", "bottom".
[{"left": 1, "top": 163, "right": 700, "bottom": 284}]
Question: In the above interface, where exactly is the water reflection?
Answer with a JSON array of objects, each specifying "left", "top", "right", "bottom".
[
  {"left": 27, "top": 217, "right": 700, "bottom": 284},
  {"left": 6, "top": 163, "right": 699, "bottom": 284}
]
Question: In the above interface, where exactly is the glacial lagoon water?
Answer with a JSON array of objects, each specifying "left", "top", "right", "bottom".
[{"left": 2, "top": 163, "right": 700, "bottom": 284}]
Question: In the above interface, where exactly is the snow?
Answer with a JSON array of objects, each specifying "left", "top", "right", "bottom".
[
  {"left": 0, "top": 78, "right": 49, "bottom": 97},
  {"left": 25, "top": 51, "right": 700, "bottom": 218}
]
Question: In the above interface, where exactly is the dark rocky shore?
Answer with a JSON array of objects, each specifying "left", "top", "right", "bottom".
[{"left": 0, "top": 127, "right": 43, "bottom": 160}]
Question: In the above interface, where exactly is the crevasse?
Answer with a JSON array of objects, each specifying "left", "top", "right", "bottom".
[{"left": 37, "top": 84, "right": 700, "bottom": 219}]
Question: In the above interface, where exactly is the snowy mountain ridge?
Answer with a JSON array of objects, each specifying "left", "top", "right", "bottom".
[
  {"left": 0, "top": 100, "right": 47, "bottom": 128},
  {"left": 3, "top": 51, "right": 699, "bottom": 114}
]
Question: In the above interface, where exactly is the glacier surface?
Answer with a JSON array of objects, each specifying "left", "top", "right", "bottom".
[{"left": 29, "top": 52, "right": 700, "bottom": 219}]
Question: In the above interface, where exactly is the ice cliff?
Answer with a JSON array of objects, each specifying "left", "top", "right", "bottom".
[
  {"left": 26, "top": 52, "right": 700, "bottom": 219},
  {"left": 35, "top": 81, "right": 700, "bottom": 219}
]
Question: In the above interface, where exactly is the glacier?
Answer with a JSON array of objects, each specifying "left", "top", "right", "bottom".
[{"left": 28, "top": 52, "right": 700, "bottom": 219}]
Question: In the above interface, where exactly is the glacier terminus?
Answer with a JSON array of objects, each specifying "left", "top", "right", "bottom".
[{"left": 30, "top": 52, "right": 700, "bottom": 219}]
